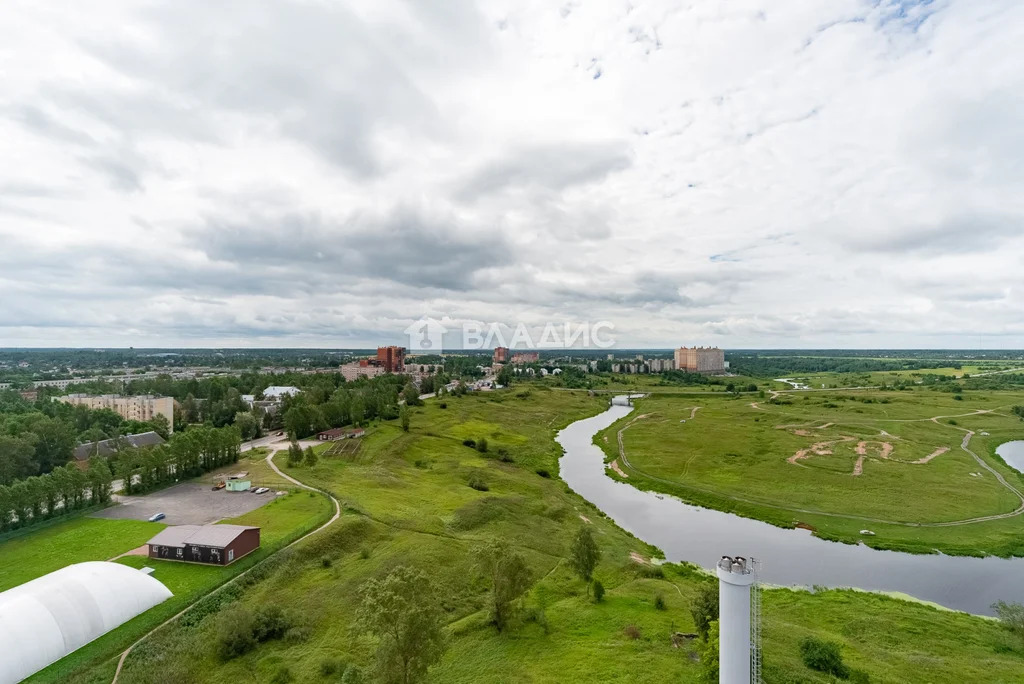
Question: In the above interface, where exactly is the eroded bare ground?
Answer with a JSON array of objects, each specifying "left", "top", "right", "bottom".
[
  {"left": 609, "top": 459, "right": 629, "bottom": 478},
  {"left": 787, "top": 437, "right": 856, "bottom": 466}
]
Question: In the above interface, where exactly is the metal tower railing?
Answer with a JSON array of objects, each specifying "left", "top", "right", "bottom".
[{"left": 750, "top": 557, "right": 763, "bottom": 684}]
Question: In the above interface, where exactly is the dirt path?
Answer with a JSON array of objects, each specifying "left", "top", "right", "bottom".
[
  {"left": 609, "top": 459, "right": 629, "bottom": 478},
  {"left": 614, "top": 402, "right": 1024, "bottom": 529},
  {"left": 688, "top": 406, "right": 701, "bottom": 419},
  {"left": 111, "top": 450, "right": 341, "bottom": 684},
  {"left": 913, "top": 447, "right": 950, "bottom": 465},
  {"left": 108, "top": 545, "right": 149, "bottom": 562}
]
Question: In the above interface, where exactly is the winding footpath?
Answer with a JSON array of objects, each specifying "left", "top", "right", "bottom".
[
  {"left": 111, "top": 448, "right": 340, "bottom": 684},
  {"left": 613, "top": 406, "right": 1024, "bottom": 529}
]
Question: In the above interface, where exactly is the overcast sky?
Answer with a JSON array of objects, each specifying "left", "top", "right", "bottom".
[{"left": 1, "top": 0, "right": 1022, "bottom": 349}]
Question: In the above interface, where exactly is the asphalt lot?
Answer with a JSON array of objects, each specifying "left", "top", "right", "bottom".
[{"left": 91, "top": 482, "right": 274, "bottom": 526}]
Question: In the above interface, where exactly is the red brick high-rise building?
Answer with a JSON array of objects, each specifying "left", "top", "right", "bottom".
[
  {"left": 493, "top": 347, "right": 509, "bottom": 363},
  {"left": 376, "top": 346, "right": 406, "bottom": 373}
]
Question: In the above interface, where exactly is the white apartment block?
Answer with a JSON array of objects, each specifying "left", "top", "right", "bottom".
[{"left": 59, "top": 394, "right": 175, "bottom": 433}]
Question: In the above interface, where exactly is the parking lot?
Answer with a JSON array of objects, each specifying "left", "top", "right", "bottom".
[{"left": 91, "top": 482, "right": 276, "bottom": 526}]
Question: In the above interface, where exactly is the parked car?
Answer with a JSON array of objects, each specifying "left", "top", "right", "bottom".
[
  {"left": 254, "top": 487, "right": 269, "bottom": 495},
  {"left": 148, "top": 512, "right": 165, "bottom": 522},
  {"left": 212, "top": 481, "right": 225, "bottom": 490},
  {"left": 276, "top": 431, "right": 284, "bottom": 436}
]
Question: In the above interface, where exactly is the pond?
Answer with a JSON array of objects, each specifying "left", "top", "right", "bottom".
[
  {"left": 557, "top": 401, "right": 1024, "bottom": 616},
  {"left": 996, "top": 440, "right": 1024, "bottom": 474}
]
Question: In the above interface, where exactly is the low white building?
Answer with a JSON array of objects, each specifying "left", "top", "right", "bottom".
[{"left": 262, "top": 386, "right": 300, "bottom": 400}]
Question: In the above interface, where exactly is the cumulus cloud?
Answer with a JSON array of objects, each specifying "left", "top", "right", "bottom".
[{"left": 0, "top": 0, "right": 1022, "bottom": 348}]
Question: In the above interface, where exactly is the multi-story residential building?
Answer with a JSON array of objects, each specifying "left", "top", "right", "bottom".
[
  {"left": 376, "top": 346, "right": 405, "bottom": 373},
  {"left": 340, "top": 360, "right": 388, "bottom": 381},
  {"left": 493, "top": 347, "right": 509, "bottom": 363},
  {"left": 510, "top": 352, "right": 540, "bottom": 364},
  {"left": 58, "top": 394, "right": 175, "bottom": 432},
  {"left": 673, "top": 346, "right": 726, "bottom": 374}
]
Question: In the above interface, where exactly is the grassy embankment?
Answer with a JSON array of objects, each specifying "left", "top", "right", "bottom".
[
  {"left": 17, "top": 486, "right": 331, "bottom": 684},
  {"left": 596, "top": 388, "right": 1024, "bottom": 557},
  {"left": 78, "top": 387, "right": 1024, "bottom": 684}
]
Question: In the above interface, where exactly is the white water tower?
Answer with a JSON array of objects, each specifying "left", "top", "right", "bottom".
[{"left": 717, "top": 555, "right": 761, "bottom": 684}]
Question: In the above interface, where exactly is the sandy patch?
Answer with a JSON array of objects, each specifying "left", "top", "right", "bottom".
[
  {"left": 609, "top": 459, "right": 629, "bottom": 478},
  {"left": 579, "top": 515, "right": 591, "bottom": 524},
  {"left": 603, "top": 436, "right": 608, "bottom": 443},
  {"left": 793, "top": 429, "right": 812, "bottom": 437},
  {"left": 749, "top": 402, "right": 763, "bottom": 410},
  {"left": 788, "top": 437, "right": 854, "bottom": 465},
  {"left": 688, "top": 407, "right": 701, "bottom": 419},
  {"left": 629, "top": 551, "right": 650, "bottom": 565},
  {"left": 852, "top": 441, "right": 895, "bottom": 476},
  {"left": 913, "top": 447, "right": 949, "bottom": 465}
]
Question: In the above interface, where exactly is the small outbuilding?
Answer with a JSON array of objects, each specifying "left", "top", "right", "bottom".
[
  {"left": 146, "top": 524, "right": 260, "bottom": 566},
  {"left": 226, "top": 479, "right": 252, "bottom": 491}
]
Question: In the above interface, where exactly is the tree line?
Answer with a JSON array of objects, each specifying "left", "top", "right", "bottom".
[
  {"left": 0, "top": 424, "right": 239, "bottom": 533},
  {"left": 0, "top": 390, "right": 169, "bottom": 487}
]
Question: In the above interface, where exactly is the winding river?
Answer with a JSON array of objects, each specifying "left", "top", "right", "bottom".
[{"left": 557, "top": 401, "right": 1024, "bottom": 616}]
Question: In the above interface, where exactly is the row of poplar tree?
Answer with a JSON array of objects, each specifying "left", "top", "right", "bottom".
[{"left": 0, "top": 424, "right": 240, "bottom": 533}]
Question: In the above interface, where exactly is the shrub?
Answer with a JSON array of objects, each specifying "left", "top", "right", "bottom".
[
  {"left": 252, "top": 604, "right": 291, "bottom": 642},
  {"left": 468, "top": 475, "right": 489, "bottom": 491},
  {"left": 284, "top": 625, "right": 312, "bottom": 643},
  {"left": 320, "top": 658, "right": 344, "bottom": 676},
  {"left": 636, "top": 564, "right": 664, "bottom": 579},
  {"left": 359, "top": 547, "right": 371, "bottom": 559},
  {"left": 321, "top": 557, "right": 332, "bottom": 568},
  {"left": 341, "top": 665, "right": 364, "bottom": 684},
  {"left": 690, "top": 583, "right": 719, "bottom": 641},
  {"left": 654, "top": 593, "right": 666, "bottom": 610},
  {"left": 592, "top": 579, "right": 605, "bottom": 603},
  {"left": 439, "top": 402, "right": 447, "bottom": 409},
  {"left": 462, "top": 439, "right": 476, "bottom": 448},
  {"left": 800, "top": 637, "right": 849, "bottom": 679},
  {"left": 215, "top": 606, "right": 256, "bottom": 660},
  {"left": 623, "top": 624, "right": 642, "bottom": 640},
  {"left": 536, "top": 469, "right": 551, "bottom": 478},
  {"left": 476, "top": 437, "right": 489, "bottom": 453},
  {"left": 271, "top": 665, "right": 293, "bottom": 684},
  {"left": 849, "top": 670, "right": 871, "bottom": 684},
  {"left": 496, "top": 446, "right": 512, "bottom": 462}
]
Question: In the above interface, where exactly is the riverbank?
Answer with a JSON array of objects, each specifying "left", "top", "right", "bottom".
[
  {"left": 593, "top": 391, "right": 1024, "bottom": 558},
  {"left": 58, "top": 388, "right": 1024, "bottom": 683}
]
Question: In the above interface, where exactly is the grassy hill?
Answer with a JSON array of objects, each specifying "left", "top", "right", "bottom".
[{"left": 41, "top": 386, "right": 1015, "bottom": 684}]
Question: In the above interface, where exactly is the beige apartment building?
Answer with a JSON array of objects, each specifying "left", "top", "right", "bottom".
[
  {"left": 673, "top": 346, "right": 726, "bottom": 374},
  {"left": 59, "top": 394, "right": 175, "bottom": 433}
]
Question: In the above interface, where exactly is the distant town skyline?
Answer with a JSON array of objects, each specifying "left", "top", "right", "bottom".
[{"left": 1, "top": 1, "right": 1022, "bottom": 348}]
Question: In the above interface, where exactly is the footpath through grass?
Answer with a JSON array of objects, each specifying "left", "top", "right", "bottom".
[
  {"left": 24, "top": 488, "right": 331, "bottom": 684},
  {"left": 82, "top": 387, "right": 1024, "bottom": 684}
]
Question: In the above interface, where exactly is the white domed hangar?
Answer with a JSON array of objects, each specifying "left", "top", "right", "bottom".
[{"left": 0, "top": 561, "right": 172, "bottom": 684}]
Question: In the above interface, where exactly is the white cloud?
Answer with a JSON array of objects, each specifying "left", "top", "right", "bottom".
[{"left": 0, "top": 0, "right": 1021, "bottom": 348}]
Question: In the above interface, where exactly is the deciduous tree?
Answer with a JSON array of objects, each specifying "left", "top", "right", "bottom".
[
  {"left": 477, "top": 539, "right": 532, "bottom": 632},
  {"left": 569, "top": 526, "right": 601, "bottom": 582},
  {"left": 356, "top": 566, "right": 446, "bottom": 684}
]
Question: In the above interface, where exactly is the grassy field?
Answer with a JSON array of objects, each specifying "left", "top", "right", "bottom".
[
  {"left": 0, "top": 517, "right": 163, "bottom": 592},
  {"left": 596, "top": 387, "right": 1024, "bottom": 556},
  {"left": 25, "top": 487, "right": 332, "bottom": 684},
  {"left": 62, "top": 387, "right": 1024, "bottom": 684}
]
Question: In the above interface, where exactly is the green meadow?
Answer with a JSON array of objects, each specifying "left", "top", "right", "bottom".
[
  {"left": 41, "top": 387, "right": 1017, "bottom": 684},
  {"left": 596, "top": 388, "right": 1024, "bottom": 556}
]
